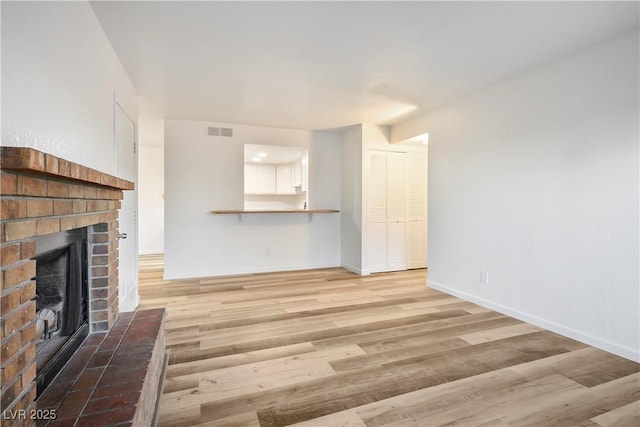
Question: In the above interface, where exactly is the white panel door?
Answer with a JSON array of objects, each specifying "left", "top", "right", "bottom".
[
  {"left": 368, "top": 151, "right": 408, "bottom": 273},
  {"left": 407, "top": 152, "right": 427, "bottom": 269},
  {"left": 369, "top": 223, "right": 388, "bottom": 272},
  {"left": 369, "top": 153, "right": 387, "bottom": 223},
  {"left": 407, "top": 221, "right": 426, "bottom": 268},
  {"left": 369, "top": 152, "right": 388, "bottom": 273},
  {"left": 258, "top": 164, "right": 276, "bottom": 194},
  {"left": 388, "top": 222, "right": 407, "bottom": 270},
  {"left": 387, "top": 153, "right": 407, "bottom": 223},
  {"left": 115, "top": 102, "right": 138, "bottom": 312},
  {"left": 387, "top": 152, "right": 407, "bottom": 271}
]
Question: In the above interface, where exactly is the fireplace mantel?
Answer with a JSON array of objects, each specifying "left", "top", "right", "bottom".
[
  {"left": 0, "top": 147, "right": 134, "bottom": 191},
  {"left": 1, "top": 147, "right": 134, "bottom": 421}
]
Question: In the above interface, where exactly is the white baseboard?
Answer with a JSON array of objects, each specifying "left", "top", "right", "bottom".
[
  {"left": 341, "top": 263, "right": 370, "bottom": 276},
  {"left": 163, "top": 263, "right": 342, "bottom": 281},
  {"left": 428, "top": 280, "right": 640, "bottom": 363},
  {"left": 119, "top": 289, "right": 140, "bottom": 313}
]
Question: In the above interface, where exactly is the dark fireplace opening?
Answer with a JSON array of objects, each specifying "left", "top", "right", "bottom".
[{"left": 34, "top": 228, "right": 89, "bottom": 397}]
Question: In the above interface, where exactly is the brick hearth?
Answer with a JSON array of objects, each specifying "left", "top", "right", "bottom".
[
  {"left": 0, "top": 147, "right": 134, "bottom": 423},
  {"left": 36, "top": 309, "right": 165, "bottom": 427}
]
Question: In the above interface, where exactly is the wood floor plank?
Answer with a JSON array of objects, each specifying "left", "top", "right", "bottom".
[
  {"left": 166, "top": 343, "right": 317, "bottom": 378},
  {"left": 591, "top": 400, "right": 640, "bottom": 427},
  {"left": 288, "top": 409, "right": 366, "bottom": 427},
  {"left": 458, "top": 322, "right": 544, "bottom": 344},
  {"left": 311, "top": 311, "right": 505, "bottom": 350},
  {"left": 332, "top": 306, "right": 442, "bottom": 327},
  {"left": 194, "top": 411, "right": 261, "bottom": 427},
  {"left": 356, "top": 372, "right": 584, "bottom": 427},
  {"left": 503, "top": 373, "right": 640, "bottom": 426},
  {"left": 356, "top": 316, "right": 521, "bottom": 353},
  {"left": 200, "top": 310, "right": 471, "bottom": 357},
  {"left": 197, "top": 298, "right": 421, "bottom": 332},
  {"left": 509, "top": 346, "right": 639, "bottom": 387},
  {"left": 193, "top": 345, "right": 365, "bottom": 402},
  {"left": 157, "top": 387, "right": 202, "bottom": 426},
  {"left": 330, "top": 337, "right": 469, "bottom": 374},
  {"left": 282, "top": 296, "right": 386, "bottom": 313},
  {"left": 138, "top": 255, "right": 640, "bottom": 427},
  {"left": 255, "top": 333, "right": 578, "bottom": 426}
]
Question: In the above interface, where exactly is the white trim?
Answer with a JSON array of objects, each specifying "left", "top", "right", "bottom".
[
  {"left": 119, "top": 287, "right": 140, "bottom": 313},
  {"left": 138, "top": 251, "right": 164, "bottom": 256},
  {"left": 427, "top": 280, "right": 640, "bottom": 363},
  {"left": 163, "top": 263, "right": 341, "bottom": 281},
  {"left": 341, "top": 263, "right": 370, "bottom": 276}
]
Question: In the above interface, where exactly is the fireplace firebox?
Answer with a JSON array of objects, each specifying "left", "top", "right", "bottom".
[{"left": 33, "top": 228, "right": 89, "bottom": 396}]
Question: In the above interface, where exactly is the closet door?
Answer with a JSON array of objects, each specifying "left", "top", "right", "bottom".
[
  {"left": 369, "top": 153, "right": 388, "bottom": 273},
  {"left": 387, "top": 153, "right": 407, "bottom": 271},
  {"left": 368, "top": 151, "right": 407, "bottom": 273},
  {"left": 407, "top": 152, "right": 427, "bottom": 268}
]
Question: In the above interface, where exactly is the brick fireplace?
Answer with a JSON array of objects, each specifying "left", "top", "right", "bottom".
[{"left": 0, "top": 147, "right": 134, "bottom": 419}]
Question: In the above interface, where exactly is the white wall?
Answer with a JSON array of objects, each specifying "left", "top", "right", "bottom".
[
  {"left": 138, "top": 145, "right": 164, "bottom": 254},
  {"left": 2, "top": 1, "right": 137, "bottom": 175},
  {"left": 340, "top": 125, "right": 363, "bottom": 273},
  {"left": 392, "top": 31, "right": 640, "bottom": 361},
  {"left": 2, "top": 1, "right": 140, "bottom": 312},
  {"left": 164, "top": 120, "right": 341, "bottom": 279},
  {"left": 138, "top": 100, "right": 165, "bottom": 254}
]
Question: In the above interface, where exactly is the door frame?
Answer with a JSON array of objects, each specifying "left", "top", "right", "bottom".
[{"left": 114, "top": 96, "right": 139, "bottom": 312}]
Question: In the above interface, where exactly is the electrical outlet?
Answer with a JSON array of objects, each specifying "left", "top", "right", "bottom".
[
  {"left": 266, "top": 249, "right": 271, "bottom": 256},
  {"left": 481, "top": 271, "right": 489, "bottom": 284}
]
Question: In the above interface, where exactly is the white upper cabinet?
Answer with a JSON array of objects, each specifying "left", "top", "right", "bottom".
[
  {"left": 245, "top": 162, "right": 306, "bottom": 195},
  {"left": 276, "top": 164, "right": 294, "bottom": 194},
  {"left": 244, "top": 163, "right": 258, "bottom": 194},
  {"left": 292, "top": 161, "right": 302, "bottom": 188}
]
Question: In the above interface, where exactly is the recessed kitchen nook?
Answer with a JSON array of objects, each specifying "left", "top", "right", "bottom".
[{"left": 243, "top": 143, "right": 309, "bottom": 211}]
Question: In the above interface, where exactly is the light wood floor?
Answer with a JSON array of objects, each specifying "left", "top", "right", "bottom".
[{"left": 137, "top": 254, "right": 640, "bottom": 427}]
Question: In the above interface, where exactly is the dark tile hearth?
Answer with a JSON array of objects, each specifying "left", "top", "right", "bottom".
[{"left": 36, "top": 309, "right": 166, "bottom": 427}]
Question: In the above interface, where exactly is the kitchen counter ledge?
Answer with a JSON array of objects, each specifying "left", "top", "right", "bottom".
[{"left": 211, "top": 209, "right": 339, "bottom": 214}]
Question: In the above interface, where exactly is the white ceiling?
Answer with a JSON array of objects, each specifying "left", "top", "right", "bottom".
[{"left": 90, "top": 1, "right": 639, "bottom": 131}]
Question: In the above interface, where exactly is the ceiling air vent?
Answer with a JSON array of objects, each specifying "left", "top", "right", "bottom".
[
  {"left": 221, "top": 127, "right": 233, "bottom": 137},
  {"left": 207, "top": 127, "right": 221, "bottom": 136}
]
